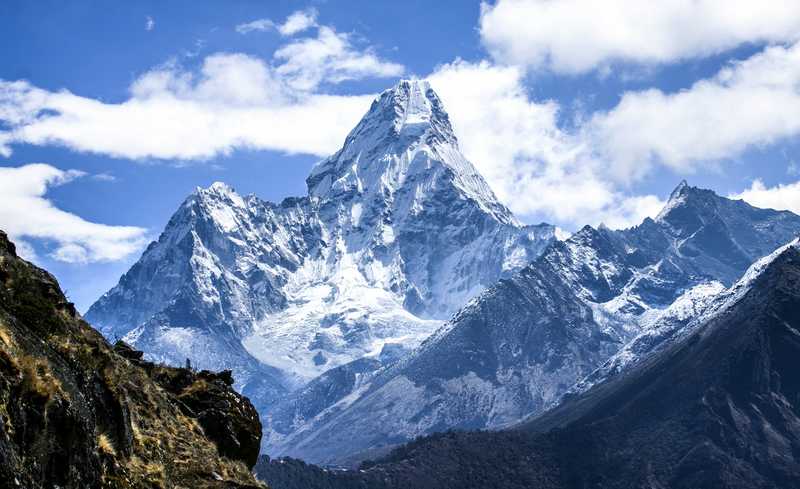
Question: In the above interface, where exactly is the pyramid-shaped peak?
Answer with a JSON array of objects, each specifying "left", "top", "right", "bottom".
[
  {"left": 385, "top": 79, "right": 440, "bottom": 121},
  {"left": 671, "top": 179, "right": 690, "bottom": 197},
  {"left": 655, "top": 180, "right": 717, "bottom": 222},
  {"left": 200, "top": 181, "right": 237, "bottom": 195},
  {"left": 306, "top": 78, "right": 515, "bottom": 225},
  {"left": 189, "top": 182, "right": 247, "bottom": 215},
  {"left": 353, "top": 78, "right": 455, "bottom": 142}
]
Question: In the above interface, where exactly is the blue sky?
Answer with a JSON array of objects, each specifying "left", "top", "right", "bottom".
[{"left": 2, "top": 0, "right": 800, "bottom": 311}]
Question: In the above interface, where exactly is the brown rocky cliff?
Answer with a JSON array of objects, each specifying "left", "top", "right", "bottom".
[{"left": 0, "top": 230, "right": 266, "bottom": 488}]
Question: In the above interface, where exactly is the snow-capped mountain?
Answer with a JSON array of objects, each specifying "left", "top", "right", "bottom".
[
  {"left": 85, "top": 79, "right": 556, "bottom": 408},
  {"left": 264, "top": 181, "right": 800, "bottom": 465},
  {"left": 258, "top": 236, "right": 800, "bottom": 488}
]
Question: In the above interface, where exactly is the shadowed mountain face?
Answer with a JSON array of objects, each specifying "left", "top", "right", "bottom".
[
  {"left": 0, "top": 231, "right": 264, "bottom": 489},
  {"left": 264, "top": 181, "right": 800, "bottom": 466},
  {"left": 256, "top": 240, "right": 800, "bottom": 489}
]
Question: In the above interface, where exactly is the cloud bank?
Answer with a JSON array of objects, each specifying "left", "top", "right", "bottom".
[
  {"left": 0, "top": 164, "right": 147, "bottom": 263},
  {"left": 4, "top": 7, "right": 800, "bottom": 231},
  {"left": 587, "top": 42, "right": 800, "bottom": 181},
  {"left": 731, "top": 179, "right": 800, "bottom": 216},
  {"left": 479, "top": 0, "right": 800, "bottom": 74}
]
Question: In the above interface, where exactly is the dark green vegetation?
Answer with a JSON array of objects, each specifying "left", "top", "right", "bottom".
[
  {"left": 257, "top": 244, "right": 800, "bottom": 488},
  {"left": 0, "top": 231, "right": 265, "bottom": 488}
]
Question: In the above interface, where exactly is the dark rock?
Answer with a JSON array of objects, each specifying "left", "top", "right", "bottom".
[
  {"left": 0, "top": 230, "right": 265, "bottom": 488},
  {"left": 113, "top": 340, "right": 144, "bottom": 360}
]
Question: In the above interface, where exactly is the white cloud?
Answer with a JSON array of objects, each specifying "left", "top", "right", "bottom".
[
  {"left": 278, "top": 9, "right": 318, "bottom": 36},
  {"left": 731, "top": 179, "right": 800, "bottom": 215},
  {"left": 92, "top": 172, "right": 116, "bottom": 182},
  {"left": 479, "top": 0, "right": 800, "bottom": 74},
  {"left": 274, "top": 26, "right": 404, "bottom": 91},
  {"left": 235, "top": 18, "right": 275, "bottom": 34},
  {"left": 145, "top": 16, "right": 155, "bottom": 31},
  {"left": 236, "top": 8, "right": 317, "bottom": 36},
  {"left": 0, "top": 49, "right": 393, "bottom": 160},
  {"left": 0, "top": 15, "right": 403, "bottom": 160},
  {"left": 0, "top": 54, "right": 659, "bottom": 230},
  {"left": 588, "top": 42, "right": 800, "bottom": 182},
  {"left": 0, "top": 164, "right": 147, "bottom": 263},
  {"left": 428, "top": 59, "right": 662, "bottom": 229}
]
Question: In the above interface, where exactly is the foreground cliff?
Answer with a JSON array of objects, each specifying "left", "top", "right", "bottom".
[{"left": 0, "top": 231, "right": 264, "bottom": 488}]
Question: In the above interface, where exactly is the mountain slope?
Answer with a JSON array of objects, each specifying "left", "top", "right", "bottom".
[
  {"left": 257, "top": 237, "right": 800, "bottom": 489},
  {"left": 266, "top": 182, "right": 800, "bottom": 465},
  {"left": 0, "top": 231, "right": 264, "bottom": 488}
]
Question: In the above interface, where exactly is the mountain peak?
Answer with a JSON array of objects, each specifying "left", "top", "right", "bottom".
[
  {"left": 381, "top": 79, "right": 448, "bottom": 133},
  {"left": 671, "top": 179, "right": 689, "bottom": 196},
  {"left": 329, "top": 78, "right": 456, "bottom": 158},
  {"left": 192, "top": 181, "right": 247, "bottom": 209},
  {"left": 196, "top": 181, "right": 237, "bottom": 197},
  {"left": 306, "top": 79, "right": 514, "bottom": 225},
  {"left": 655, "top": 180, "right": 714, "bottom": 223}
]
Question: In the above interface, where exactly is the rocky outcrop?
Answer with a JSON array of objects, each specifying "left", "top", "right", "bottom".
[{"left": 0, "top": 230, "right": 265, "bottom": 488}]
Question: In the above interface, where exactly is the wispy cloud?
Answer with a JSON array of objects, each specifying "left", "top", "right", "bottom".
[
  {"left": 277, "top": 9, "right": 317, "bottom": 36},
  {"left": 0, "top": 164, "right": 147, "bottom": 263},
  {"left": 274, "top": 26, "right": 404, "bottom": 91},
  {"left": 235, "top": 18, "right": 274, "bottom": 35},
  {"left": 236, "top": 8, "right": 317, "bottom": 36},
  {"left": 92, "top": 172, "right": 116, "bottom": 182},
  {"left": 145, "top": 16, "right": 155, "bottom": 31}
]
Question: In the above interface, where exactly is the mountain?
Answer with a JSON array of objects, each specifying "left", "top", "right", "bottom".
[
  {"left": 256, "top": 237, "right": 800, "bottom": 489},
  {"left": 264, "top": 181, "right": 800, "bottom": 465},
  {"left": 0, "top": 231, "right": 264, "bottom": 488},
  {"left": 85, "top": 80, "right": 555, "bottom": 411}
]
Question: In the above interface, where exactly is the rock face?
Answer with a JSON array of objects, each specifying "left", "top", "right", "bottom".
[
  {"left": 84, "top": 80, "right": 555, "bottom": 415},
  {"left": 0, "top": 231, "right": 264, "bottom": 488},
  {"left": 256, "top": 237, "right": 800, "bottom": 489},
  {"left": 267, "top": 181, "right": 800, "bottom": 465}
]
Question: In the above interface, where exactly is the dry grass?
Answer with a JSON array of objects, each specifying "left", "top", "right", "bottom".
[
  {"left": 97, "top": 432, "right": 117, "bottom": 456},
  {"left": 0, "top": 325, "right": 14, "bottom": 348},
  {"left": 19, "top": 355, "right": 63, "bottom": 400}
]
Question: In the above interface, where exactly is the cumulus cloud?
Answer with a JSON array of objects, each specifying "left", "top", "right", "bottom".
[
  {"left": 428, "top": 59, "right": 663, "bottom": 228},
  {"left": 731, "top": 179, "right": 800, "bottom": 215},
  {"left": 277, "top": 9, "right": 318, "bottom": 36},
  {"left": 479, "top": 0, "right": 800, "bottom": 74},
  {"left": 0, "top": 15, "right": 403, "bottom": 160},
  {"left": 0, "top": 164, "right": 147, "bottom": 263},
  {"left": 236, "top": 8, "right": 317, "bottom": 36},
  {"left": 588, "top": 42, "right": 800, "bottom": 182},
  {"left": 0, "top": 39, "right": 400, "bottom": 160}
]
